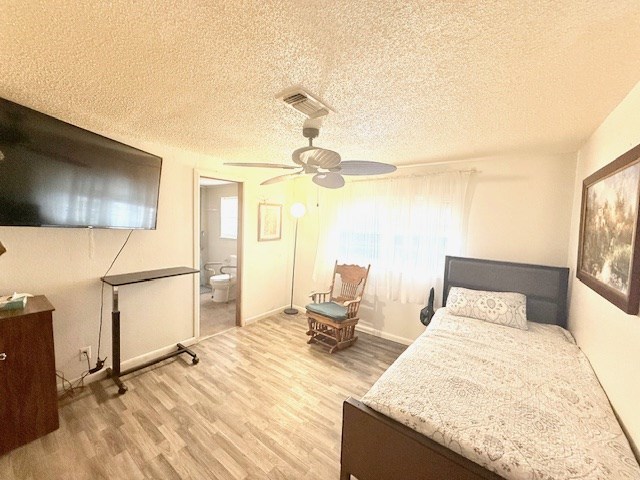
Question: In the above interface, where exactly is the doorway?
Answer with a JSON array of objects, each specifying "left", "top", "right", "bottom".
[{"left": 198, "top": 177, "right": 242, "bottom": 337}]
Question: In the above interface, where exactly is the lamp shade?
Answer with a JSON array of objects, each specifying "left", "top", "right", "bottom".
[{"left": 290, "top": 203, "right": 306, "bottom": 218}]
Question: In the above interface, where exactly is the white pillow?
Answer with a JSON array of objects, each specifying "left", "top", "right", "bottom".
[{"left": 446, "top": 287, "right": 528, "bottom": 330}]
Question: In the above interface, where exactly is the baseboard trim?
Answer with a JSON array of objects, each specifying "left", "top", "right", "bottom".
[
  {"left": 244, "top": 305, "right": 291, "bottom": 325},
  {"left": 355, "top": 324, "right": 413, "bottom": 346},
  {"left": 57, "top": 337, "right": 198, "bottom": 393},
  {"left": 120, "top": 338, "right": 198, "bottom": 371}
]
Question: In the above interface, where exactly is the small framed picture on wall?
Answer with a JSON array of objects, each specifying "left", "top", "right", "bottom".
[
  {"left": 577, "top": 143, "right": 640, "bottom": 314},
  {"left": 258, "top": 203, "right": 282, "bottom": 241}
]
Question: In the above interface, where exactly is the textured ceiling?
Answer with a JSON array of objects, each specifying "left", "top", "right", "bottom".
[{"left": 2, "top": 1, "right": 640, "bottom": 167}]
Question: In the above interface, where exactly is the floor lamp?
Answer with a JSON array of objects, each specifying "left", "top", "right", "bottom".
[{"left": 284, "top": 202, "right": 306, "bottom": 315}]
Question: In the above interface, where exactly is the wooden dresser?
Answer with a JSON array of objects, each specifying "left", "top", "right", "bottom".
[{"left": 0, "top": 295, "right": 58, "bottom": 454}]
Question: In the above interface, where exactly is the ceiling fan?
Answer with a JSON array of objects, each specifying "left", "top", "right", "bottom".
[{"left": 225, "top": 122, "right": 397, "bottom": 189}]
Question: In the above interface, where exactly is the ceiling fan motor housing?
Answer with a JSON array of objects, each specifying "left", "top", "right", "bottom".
[
  {"left": 293, "top": 146, "right": 341, "bottom": 169},
  {"left": 302, "top": 127, "right": 319, "bottom": 139}
]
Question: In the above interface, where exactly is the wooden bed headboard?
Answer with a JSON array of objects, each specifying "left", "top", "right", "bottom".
[{"left": 443, "top": 256, "right": 570, "bottom": 327}]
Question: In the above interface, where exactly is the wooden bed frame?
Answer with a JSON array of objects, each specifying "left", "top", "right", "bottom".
[{"left": 340, "top": 256, "right": 570, "bottom": 480}]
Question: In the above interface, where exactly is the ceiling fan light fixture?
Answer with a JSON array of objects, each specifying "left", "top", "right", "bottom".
[{"left": 312, "top": 172, "right": 345, "bottom": 189}]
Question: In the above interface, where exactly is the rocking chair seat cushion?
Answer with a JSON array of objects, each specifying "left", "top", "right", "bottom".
[{"left": 306, "top": 301, "right": 348, "bottom": 321}]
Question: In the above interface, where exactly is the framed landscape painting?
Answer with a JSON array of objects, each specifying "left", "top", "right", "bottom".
[
  {"left": 577, "top": 143, "right": 640, "bottom": 314},
  {"left": 258, "top": 203, "right": 282, "bottom": 241}
]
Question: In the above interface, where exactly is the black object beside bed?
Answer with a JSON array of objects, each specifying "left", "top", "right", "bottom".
[{"left": 341, "top": 255, "right": 571, "bottom": 480}]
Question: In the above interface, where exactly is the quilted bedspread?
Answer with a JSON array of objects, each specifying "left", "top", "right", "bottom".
[{"left": 361, "top": 309, "right": 640, "bottom": 479}]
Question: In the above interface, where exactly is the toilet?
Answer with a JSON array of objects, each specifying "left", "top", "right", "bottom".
[{"left": 210, "top": 255, "right": 237, "bottom": 303}]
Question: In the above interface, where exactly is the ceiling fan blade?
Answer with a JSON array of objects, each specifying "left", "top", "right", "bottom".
[
  {"left": 261, "top": 170, "right": 304, "bottom": 185},
  {"left": 338, "top": 160, "right": 397, "bottom": 176},
  {"left": 225, "top": 162, "right": 299, "bottom": 170},
  {"left": 312, "top": 172, "right": 345, "bottom": 189}
]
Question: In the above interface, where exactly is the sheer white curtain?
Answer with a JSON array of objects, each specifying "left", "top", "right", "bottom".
[{"left": 313, "top": 171, "right": 473, "bottom": 304}]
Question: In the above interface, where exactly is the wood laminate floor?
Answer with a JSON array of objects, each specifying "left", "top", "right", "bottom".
[{"left": 0, "top": 313, "right": 406, "bottom": 480}]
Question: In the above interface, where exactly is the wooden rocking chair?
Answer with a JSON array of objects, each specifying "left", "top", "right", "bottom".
[{"left": 306, "top": 262, "right": 370, "bottom": 353}]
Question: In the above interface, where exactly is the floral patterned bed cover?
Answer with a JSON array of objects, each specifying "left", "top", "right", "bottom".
[{"left": 362, "top": 309, "right": 640, "bottom": 479}]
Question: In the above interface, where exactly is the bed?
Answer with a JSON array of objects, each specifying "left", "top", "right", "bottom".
[{"left": 340, "top": 256, "right": 640, "bottom": 480}]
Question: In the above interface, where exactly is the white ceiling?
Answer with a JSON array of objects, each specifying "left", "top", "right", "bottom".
[{"left": 2, "top": 1, "right": 640, "bottom": 167}]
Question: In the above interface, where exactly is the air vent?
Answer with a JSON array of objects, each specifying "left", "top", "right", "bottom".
[{"left": 276, "top": 87, "right": 334, "bottom": 118}]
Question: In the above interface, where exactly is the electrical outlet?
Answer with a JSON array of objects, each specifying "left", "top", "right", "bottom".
[{"left": 79, "top": 346, "right": 91, "bottom": 361}]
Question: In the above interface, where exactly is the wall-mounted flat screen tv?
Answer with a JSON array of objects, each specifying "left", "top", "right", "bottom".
[{"left": 0, "top": 98, "right": 162, "bottom": 229}]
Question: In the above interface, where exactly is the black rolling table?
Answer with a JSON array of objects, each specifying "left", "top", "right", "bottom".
[{"left": 101, "top": 266, "right": 199, "bottom": 394}]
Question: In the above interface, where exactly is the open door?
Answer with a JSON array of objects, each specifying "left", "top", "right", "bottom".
[{"left": 196, "top": 176, "right": 242, "bottom": 337}]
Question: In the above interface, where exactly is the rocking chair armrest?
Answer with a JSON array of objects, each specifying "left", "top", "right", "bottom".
[
  {"left": 342, "top": 297, "right": 362, "bottom": 307},
  {"left": 342, "top": 296, "right": 362, "bottom": 318},
  {"left": 310, "top": 288, "right": 331, "bottom": 296},
  {"left": 309, "top": 289, "right": 331, "bottom": 303}
]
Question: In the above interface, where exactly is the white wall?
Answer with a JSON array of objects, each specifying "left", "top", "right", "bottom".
[
  {"left": 464, "top": 155, "right": 576, "bottom": 266},
  {"left": 0, "top": 138, "right": 292, "bottom": 386},
  {"left": 236, "top": 181, "right": 295, "bottom": 323},
  {"left": 566, "top": 80, "right": 640, "bottom": 456},
  {"left": 292, "top": 153, "right": 576, "bottom": 344}
]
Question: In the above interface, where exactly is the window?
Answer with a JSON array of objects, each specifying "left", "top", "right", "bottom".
[
  {"left": 313, "top": 172, "right": 472, "bottom": 304},
  {"left": 220, "top": 196, "right": 238, "bottom": 239}
]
